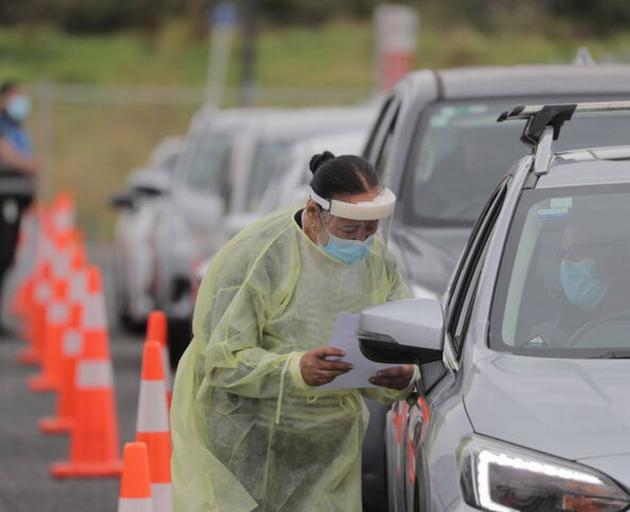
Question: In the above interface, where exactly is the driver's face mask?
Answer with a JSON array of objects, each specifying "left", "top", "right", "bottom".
[{"left": 560, "top": 258, "right": 608, "bottom": 311}]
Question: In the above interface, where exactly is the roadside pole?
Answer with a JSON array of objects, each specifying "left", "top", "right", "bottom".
[
  {"left": 239, "top": 0, "right": 259, "bottom": 107},
  {"left": 205, "top": 2, "right": 237, "bottom": 107},
  {"left": 374, "top": 5, "right": 419, "bottom": 92},
  {"left": 35, "top": 80, "right": 54, "bottom": 201}
]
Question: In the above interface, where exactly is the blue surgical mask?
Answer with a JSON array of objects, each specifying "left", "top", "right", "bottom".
[
  {"left": 6, "top": 95, "right": 31, "bottom": 122},
  {"left": 560, "top": 259, "right": 608, "bottom": 311},
  {"left": 324, "top": 233, "right": 373, "bottom": 265}
]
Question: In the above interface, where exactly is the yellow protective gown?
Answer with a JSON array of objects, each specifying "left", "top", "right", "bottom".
[{"left": 171, "top": 209, "right": 413, "bottom": 512}]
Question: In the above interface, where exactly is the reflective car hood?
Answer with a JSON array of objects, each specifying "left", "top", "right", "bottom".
[
  {"left": 390, "top": 225, "right": 470, "bottom": 296},
  {"left": 465, "top": 354, "right": 630, "bottom": 460}
]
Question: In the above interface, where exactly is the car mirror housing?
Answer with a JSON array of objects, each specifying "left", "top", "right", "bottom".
[
  {"left": 109, "top": 191, "right": 135, "bottom": 210},
  {"left": 358, "top": 298, "right": 444, "bottom": 365}
]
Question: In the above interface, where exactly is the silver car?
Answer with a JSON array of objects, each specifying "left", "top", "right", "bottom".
[
  {"left": 360, "top": 64, "right": 630, "bottom": 512},
  {"left": 110, "top": 136, "right": 182, "bottom": 329},
  {"left": 152, "top": 108, "right": 256, "bottom": 357},
  {"left": 363, "top": 64, "right": 630, "bottom": 299},
  {"left": 257, "top": 129, "right": 369, "bottom": 215},
  {"left": 359, "top": 101, "right": 630, "bottom": 512},
  {"left": 155, "top": 107, "right": 375, "bottom": 365},
  {"left": 222, "top": 107, "right": 376, "bottom": 237}
]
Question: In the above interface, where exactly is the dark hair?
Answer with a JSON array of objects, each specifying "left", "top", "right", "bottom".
[
  {"left": 309, "top": 151, "right": 379, "bottom": 200},
  {"left": 0, "top": 80, "right": 20, "bottom": 96}
]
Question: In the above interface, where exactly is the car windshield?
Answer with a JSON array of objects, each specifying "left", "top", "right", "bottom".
[
  {"left": 403, "top": 97, "right": 630, "bottom": 227},
  {"left": 185, "top": 132, "right": 231, "bottom": 193},
  {"left": 490, "top": 184, "right": 630, "bottom": 358},
  {"left": 158, "top": 152, "right": 179, "bottom": 175},
  {"left": 245, "top": 140, "right": 292, "bottom": 212}
]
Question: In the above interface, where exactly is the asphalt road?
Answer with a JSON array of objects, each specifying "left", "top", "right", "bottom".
[{"left": 0, "top": 252, "right": 146, "bottom": 512}]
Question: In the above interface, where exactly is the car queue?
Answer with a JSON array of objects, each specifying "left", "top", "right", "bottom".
[{"left": 111, "top": 61, "right": 630, "bottom": 512}]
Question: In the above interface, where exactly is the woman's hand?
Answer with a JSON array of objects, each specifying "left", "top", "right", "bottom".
[
  {"left": 300, "top": 347, "right": 353, "bottom": 387},
  {"left": 369, "top": 365, "right": 415, "bottom": 390}
]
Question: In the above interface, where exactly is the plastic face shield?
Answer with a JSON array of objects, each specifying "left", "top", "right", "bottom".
[
  {"left": 309, "top": 186, "right": 397, "bottom": 273},
  {"left": 309, "top": 187, "right": 396, "bottom": 222}
]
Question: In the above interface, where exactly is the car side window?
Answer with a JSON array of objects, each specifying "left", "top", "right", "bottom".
[
  {"left": 374, "top": 105, "right": 399, "bottom": 179},
  {"left": 362, "top": 96, "right": 395, "bottom": 159},
  {"left": 363, "top": 95, "right": 401, "bottom": 179},
  {"left": 447, "top": 177, "right": 508, "bottom": 357}
]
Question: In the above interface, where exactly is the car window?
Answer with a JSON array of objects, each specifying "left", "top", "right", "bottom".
[
  {"left": 490, "top": 183, "right": 630, "bottom": 358},
  {"left": 159, "top": 152, "right": 179, "bottom": 174},
  {"left": 245, "top": 140, "right": 293, "bottom": 212},
  {"left": 185, "top": 132, "right": 231, "bottom": 194},
  {"left": 362, "top": 95, "right": 396, "bottom": 159},
  {"left": 447, "top": 178, "right": 507, "bottom": 357},
  {"left": 401, "top": 97, "right": 630, "bottom": 228},
  {"left": 374, "top": 104, "right": 399, "bottom": 180}
]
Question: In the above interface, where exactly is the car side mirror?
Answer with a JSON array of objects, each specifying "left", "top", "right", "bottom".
[
  {"left": 358, "top": 298, "right": 444, "bottom": 365},
  {"left": 109, "top": 191, "right": 134, "bottom": 210}
]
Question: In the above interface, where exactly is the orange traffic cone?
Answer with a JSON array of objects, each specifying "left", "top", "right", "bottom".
[
  {"left": 39, "top": 304, "right": 83, "bottom": 434},
  {"left": 29, "top": 279, "right": 70, "bottom": 392},
  {"left": 51, "top": 266, "right": 123, "bottom": 478},
  {"left": 18, "top": 261, "right": 52, "bottom": 365},
  {"left": 40, "top": 247, "right": 88, "bottom": 432},
  {"left": 16, "top": 277, "right": 38, "bottom": 365},
  {"left": 118, "top": 442, "right": 154, "bottom": 512},
  {"left": 145, "top": 311, "right": 172, "bottom": 408},
  {"left": 137, "top": 341, "right": 172, "bottom": 512}
]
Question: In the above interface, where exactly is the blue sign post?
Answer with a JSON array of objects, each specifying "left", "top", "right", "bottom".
[{"left": 205, "top": 2, "right": 238, "bottom": 105}]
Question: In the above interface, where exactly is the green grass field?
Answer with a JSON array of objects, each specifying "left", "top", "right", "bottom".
[{"left": 1, "top": 19, "right": 629, "bottom": 238}]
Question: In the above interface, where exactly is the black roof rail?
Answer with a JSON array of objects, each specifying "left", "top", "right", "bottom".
[{"left": 498, "top": 100, "right": 630, "bottom": 147}]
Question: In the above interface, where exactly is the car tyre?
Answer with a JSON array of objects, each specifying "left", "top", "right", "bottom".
[{"left": 167, "top": 316, "right": 192, "bottom": 371}]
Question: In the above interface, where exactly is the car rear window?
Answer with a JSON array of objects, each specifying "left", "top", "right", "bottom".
[{"left": 402, "top": 97, "right": 630, "bottom": 227}]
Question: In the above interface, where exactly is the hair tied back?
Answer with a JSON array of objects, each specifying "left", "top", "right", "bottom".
[{"left": 309, "top": 151, "right": 335, "bottom": 175}]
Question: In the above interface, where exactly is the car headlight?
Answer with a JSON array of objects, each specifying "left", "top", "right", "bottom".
[{"left": 458, "top": 435, "right": 630, "bottom": 512}]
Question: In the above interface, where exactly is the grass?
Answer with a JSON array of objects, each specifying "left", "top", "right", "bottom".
[{"left": 2, "top": 19, "right": 630, "bottom": 238}]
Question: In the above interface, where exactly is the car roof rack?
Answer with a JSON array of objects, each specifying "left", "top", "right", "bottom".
[{"left": 498, "top": 100, "right": 630, "bottom": 174}]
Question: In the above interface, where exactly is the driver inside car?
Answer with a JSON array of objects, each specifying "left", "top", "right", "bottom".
[{"left": 529, "top": 216, "right": 629, "bottom": 348}]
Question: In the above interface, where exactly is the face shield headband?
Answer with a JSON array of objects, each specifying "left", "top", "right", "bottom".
[{"left": 309, "top": 187, "right": 396, "bottom": 221}]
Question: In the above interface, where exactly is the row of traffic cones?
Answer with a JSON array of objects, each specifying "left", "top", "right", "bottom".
[
  {"left": 9, "top": 193, "right": 174, "bottom": 511},
  {"left": 12, "top": 194, "right": 124, "bottom": 477}
]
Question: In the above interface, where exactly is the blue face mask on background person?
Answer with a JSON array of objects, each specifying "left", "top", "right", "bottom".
[
  {"left": 560, "top": 258, "right": 608, "bottom": 311},
  {"left": 324, "top": 233, "right": 373, "bottom": 265},
  {"left": 6, "top": 95, "right": 31, "bottom": 123}
]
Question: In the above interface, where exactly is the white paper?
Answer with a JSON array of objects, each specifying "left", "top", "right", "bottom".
[{"left": 320, "top": 312, "right": 396, "bottom": 390}]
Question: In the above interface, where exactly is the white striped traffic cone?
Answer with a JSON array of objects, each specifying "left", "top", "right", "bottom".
[
  {"left": 145, "top": 311, "right": 172, "bottom": 408},
  {"left": 137, "top": 340, "right": 172, "bottom": 512}
]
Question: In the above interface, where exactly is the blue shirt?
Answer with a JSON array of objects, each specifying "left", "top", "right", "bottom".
[{"left": 0, "top": 113, "right": 32, "bottom": 156}]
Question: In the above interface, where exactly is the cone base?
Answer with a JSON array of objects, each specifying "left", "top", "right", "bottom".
[
  {"left": 18, "top": 349, "right": 40, "bottom": 366},
  {"left": 39, "top": 416, "right": 73, "bottom": 434},
  {"left": 28, "top": 375, "right": 59, "bottom": 392},
  {"left": 51, "top": 460, "right": 123, "bottom": 479}
]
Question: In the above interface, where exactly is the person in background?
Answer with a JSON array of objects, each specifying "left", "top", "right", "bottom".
[{"left": 0, "top": 80, "right": 40, "bottom": 329}]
